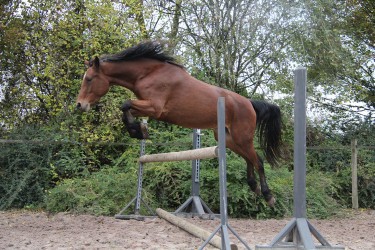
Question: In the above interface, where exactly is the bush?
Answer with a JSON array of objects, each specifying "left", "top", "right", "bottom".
[
  {"left": 0, "top": 122, "right": 363, "bottom": 218},
  {"left": 334, "top": 158, "right": 375, "bottom": 209},
  {"left": 143, "top": 162, "right": 192, "bottom": 209},
  {"left": 0, "top": 126, "right": 57, "bottom": 209},
  {"left": 0, "top": 109, "right": 135, "bottom": 210},
  {"left": 143, "top": 149, "right": 341, "bottom": 219},
  {"left": 46, "top": 167, "right": 146, "bottom": 215}
]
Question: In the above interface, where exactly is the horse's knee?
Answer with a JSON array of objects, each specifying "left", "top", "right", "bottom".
[
  {"left": 120, "top": 100, "right": 132, "bottom": 111},
  {"left": 128, "top": 128, "right": 142, "bottom": 139}
]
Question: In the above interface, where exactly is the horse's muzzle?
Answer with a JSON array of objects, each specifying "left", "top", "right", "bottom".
[{"left": 76, "top": 102, "right": 90, "bottom": 112}]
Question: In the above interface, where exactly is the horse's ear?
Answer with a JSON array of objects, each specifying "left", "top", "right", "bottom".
[{"left": 93, "top": 56, "right": 100, "bottom": 70}]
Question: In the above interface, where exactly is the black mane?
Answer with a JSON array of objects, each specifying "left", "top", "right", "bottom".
[{"left": 100, "top": 41, "right": 183, "bottom": 67}]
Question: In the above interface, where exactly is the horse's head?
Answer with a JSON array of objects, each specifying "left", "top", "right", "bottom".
[{"left": 76, "top": 56, "right": 110, "bottom": 111}]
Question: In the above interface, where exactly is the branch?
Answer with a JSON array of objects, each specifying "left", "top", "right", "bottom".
[{"left": 309, "top": 97, "right": 374, "bottom": 117}]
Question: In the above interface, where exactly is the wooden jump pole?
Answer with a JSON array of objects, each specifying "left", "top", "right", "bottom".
[
  {"left": 116, "top": 126, "right": 217, "bottom": 220},
  {"left": 139, "top": 146, "right": 218, "bottom": 163},
  {"left": 156, "top": 208, "right": 232, "bottom": 249}
]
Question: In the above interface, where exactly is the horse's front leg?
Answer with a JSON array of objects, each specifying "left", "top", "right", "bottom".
[
  {"left": 122, "top": 99, "right": 161, "bottom": 118},
  {"left": 120, "top": 100, "right": 151, "bottom": 139}
]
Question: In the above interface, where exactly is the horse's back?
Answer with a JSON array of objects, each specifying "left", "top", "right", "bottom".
[{"left": 156, "top": 67, "right": 255, "bottom": 129}]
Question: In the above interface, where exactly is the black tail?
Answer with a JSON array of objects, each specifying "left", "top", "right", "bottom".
[{"left": 250, "top": 100, "right": 282, "bottom": 166}]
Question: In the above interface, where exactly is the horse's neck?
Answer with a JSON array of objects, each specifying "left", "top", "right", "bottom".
[
  {"left": 103, "top": 60, "right": 161, "bottom": 91},
  {"left": 101, "top": 61, "right": 137, "bottom": 91}
]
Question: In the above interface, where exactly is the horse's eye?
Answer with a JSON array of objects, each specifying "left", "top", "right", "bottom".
[{"left": 86, "top": 77, "right": 93, "bottom": 83}]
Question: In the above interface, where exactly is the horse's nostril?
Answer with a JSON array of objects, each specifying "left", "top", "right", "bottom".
[{"left": 76, "top": 103, "right": 81, "bottom": 109}]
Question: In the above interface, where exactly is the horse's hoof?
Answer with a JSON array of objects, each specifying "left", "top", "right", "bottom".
[
  {"left": 128, "top": 130, "right": 145, "bottom": 139},
  {"left": 120, "top": 101, "right": 132, "bottom": 111},
  {"left": 267, "top": 197, "right": 276, "bottom": 207},
  {"left": 127, "top": 122, "right": 149, "bottom": 139}
]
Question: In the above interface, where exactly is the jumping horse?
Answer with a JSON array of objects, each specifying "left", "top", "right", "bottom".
[{"left": 76, "top": 41, "right": 282, "bottom": 206}]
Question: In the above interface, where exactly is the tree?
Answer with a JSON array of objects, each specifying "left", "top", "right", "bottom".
[
  {"left": 342, "top": 0, "right": 374, "bottom": 110},
  {"left": 178, "top": 0, "right": 297, "bottom": 97},
  {"left": 283, "top": 0, "right": 374, "bottom": 133},
  {"left": 0, "top": 0, "right": 140, "bottom": 128},
  {"left": 343, "top": 0, "right": 375, "bottom": 50}
]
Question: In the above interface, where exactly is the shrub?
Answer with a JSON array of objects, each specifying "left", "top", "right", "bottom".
[
  {"left": 0, "top": 126, "right": 57, "bottom": 209},
  {"left": 46, "top": 167, "right": 145, "bottom": 215},
  {"left": 142, "top": 150, "right": 341, "bottom": 219},
  {"left": 334, "top": 159, "right": 375, "bottom": 209}
]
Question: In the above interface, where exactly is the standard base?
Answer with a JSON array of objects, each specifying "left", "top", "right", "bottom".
[
  {"left": 255, "top": 218, "right": 345, "bottom": 250},
  {"left": 115, "top": 196, "right": 155, "bottom": 221},
  {"left": 174, "top": 195, "right": 218, "bottom": 219}
]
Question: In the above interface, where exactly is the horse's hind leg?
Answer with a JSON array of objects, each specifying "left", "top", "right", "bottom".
[
  {"left": 243, "top": 144, "right": 275, "bottom": 207},
  {"left": 222, "top": 127, "right": 275, "bottom": 207},
  {"left": 252, "top": 150, "right": 275, "bottom": 206},
  {"left": 245, "top": 158, "right": 261, "bottom": 195},
  {"left": 214, "top": 130, "right": 268, "bottom": 201}
]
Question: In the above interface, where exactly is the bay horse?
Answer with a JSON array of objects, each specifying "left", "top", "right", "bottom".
[{"left": 76, "top": 41, "right": 282, "bottom": 207}]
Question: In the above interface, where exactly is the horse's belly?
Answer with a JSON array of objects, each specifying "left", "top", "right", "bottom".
[
  {"left": 159, "top": 109, "right": 217, "bottom": 129},
  {"left": 155, "top": 84, "right": 238, "bottom": 128}
]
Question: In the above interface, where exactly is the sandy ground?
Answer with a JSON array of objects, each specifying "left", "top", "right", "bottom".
[{"left": 0, "top": 209, "right": 374, "bottom": 250}]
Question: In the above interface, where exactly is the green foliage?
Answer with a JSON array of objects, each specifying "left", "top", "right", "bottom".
[
  {"left": 333, "top": 148, "right": 375, "bottom": 209},
  {"left": 306, "top": 170, "right": 343, "bottom": 218},
  {"left": 305, "top": 124, "right": 375, "bottom": 209},
  {"left": 0, "top": 126, "right": 56, "bottom": 209},
  {"left": 0, "top": 0, "right": 141, "bottom": 128},
  {"left": 0, "top": 106, "right": 134, "bottom": 210},
  {"left": 141, "top": 143, "right": 341, "bottom": 219},
  {"left": 344, "top": 0, "right": 375, "bottom": 50},
  {"left": 46, "top": 167, "right": 140, "bottom": 215},
  {"left": 358, "top": 160, "right": 375, "bottom": 208},
  {"left": 144, "top": 163, "right": 191, "bottom": 209},
  {"left": 1, "top": 121, "right": 362, "bottom": 218},
  {"left": 1, "top": 0, "right": 374, "bottom": 219}
]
